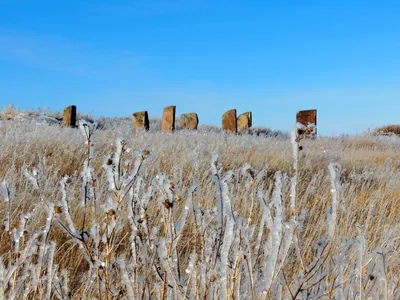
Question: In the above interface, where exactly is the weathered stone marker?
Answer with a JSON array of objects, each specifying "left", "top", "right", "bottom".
[
  {"left": 63, "top": 105, "right": 76, "bottom": 127},
  {"left": 222, "top": 109, "right": 237, "bottom": 133},
  {"left": 180, "top": 113, "right": 199, "bottom": 130},
  {"left": 162, "top": 105, "right": 176, "bottom": 132},
  {"left": 237, "top": 111, "right": 252, "bottom": 132},
  {"left": 132, "top": 111, "right": 149, "bottom": 131},
  {"left": 296, "top": 109, "right": 317, "bottom": 135}
]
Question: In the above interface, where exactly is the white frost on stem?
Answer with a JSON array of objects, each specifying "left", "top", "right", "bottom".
[
  {"left": 219, "top": 171, "right": 235, "bottom": 300},
  {"left": 118, "top": 255, "right": 134, "bottom": 299},
  {"left": 211, "top": 153, "right": 224, "bottom": 232},
  {"left": 23, "top": 167, "right": 40, "bottom": 190},
  {"left": 0, "top": 180, "right": 11, "bottom": 202},
  {"left": 328, "top": 163, "right": 339, "bottom": 239},
  {"left": 264, "top": 172, "right": 283, "bottom": 292}
]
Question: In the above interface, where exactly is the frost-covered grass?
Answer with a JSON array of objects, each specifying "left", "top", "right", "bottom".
[{"left": 0, "top": 118, "right": 399, "bottom": 299}]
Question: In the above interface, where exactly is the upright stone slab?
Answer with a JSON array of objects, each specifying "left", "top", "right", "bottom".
[
  {"left": 63, "top": 105, "right": 76, "bottom": 127},
  {"left": 132, "top": 111, "right": 149, "bottom": 131},
  {"left": 222, "top": 109, "right": 237, "bottom": 133},
  {"left": 296, "top": 109, "right": 317, "bottom": 135},
  {"left": 162, "top": 105, "right": 176, "bottom": 132},
  {"left": 180, "top": 113, "right": 199, "bottom": 130},
  {"left": 237, "top": 111, "right": 252, "bottom": 133}
]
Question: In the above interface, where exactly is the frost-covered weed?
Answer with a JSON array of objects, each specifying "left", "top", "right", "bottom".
[{"left": 0, "top": 118, "right": 399, "bottom": 299}]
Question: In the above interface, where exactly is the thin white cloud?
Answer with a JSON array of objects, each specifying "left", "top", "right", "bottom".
[
  {"left": 0, "top": 29, "right": 150, "bottom": 78},
  {"left": 94, "top": 0, "right": 211, "bottom": 16}
]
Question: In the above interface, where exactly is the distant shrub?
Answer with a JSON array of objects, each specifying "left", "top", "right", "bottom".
[
  {"left": 149, "top": 117, "right": 161, "bottom": 131},
  {"left": 373, "top": 125, "right": 400, "bottom": 136},
  {"left": 0, "top": 104, "right": 18, "bottom": 120},
  {"left": 249, "top": 126, "right": 289, "bottom": 138},
  {"left": 198, "top": 124, "right": 221, "bottom": 133}
]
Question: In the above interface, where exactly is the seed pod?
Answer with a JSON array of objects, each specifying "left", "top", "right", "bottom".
[
  {"left": 369, "top": 275, "right": 375, "bottom": 281},
  {"left": 106, "top": 209, "right": 116, "bottom": 216},
  {"left": 54, "top": 206, "right": 63, "bottom": 214},
  {"left": 305, "top": 127, "right": 314, "bottom": 135},
  {"left": 142, "top": 149, "right": 150, "bottom": 157},
  {"left": 162, "top": 200, "right": 174, "bottom": 209}
]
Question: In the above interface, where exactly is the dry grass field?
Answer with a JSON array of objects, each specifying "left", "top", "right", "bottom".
[{"left": 0, "top": 109, "right": 399, "bottom": 299}]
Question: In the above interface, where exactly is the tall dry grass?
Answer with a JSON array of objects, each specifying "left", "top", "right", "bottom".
[{"left": 0, "top": 116, "right": 399, "bottom": 299}]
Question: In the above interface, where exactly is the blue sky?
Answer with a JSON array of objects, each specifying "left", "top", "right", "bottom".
[{"left": 1, "top": 0, "right": 400, "bottom": 135}]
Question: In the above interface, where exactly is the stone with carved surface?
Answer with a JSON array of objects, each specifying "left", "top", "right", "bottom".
[
  {"left": 63, "top": 105, "right": 76, "bottom": 127},
  {"left": 132, "top": 111, "right": 149, "bottom": 131},
  {"left": 180, "top": 113, "right": 199, "bottom": 130},
  {"left": 162, "top": 106, "right": 176, "bottom": 132},
  {"left": 222, "top": 109, "right": 237, "bottom": 133},
  {"left": 296, "top": 109, "right": 317, "bottom": 136},
  {"left": 237, "top": 112, "right": 252, "bottom": 133}
]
